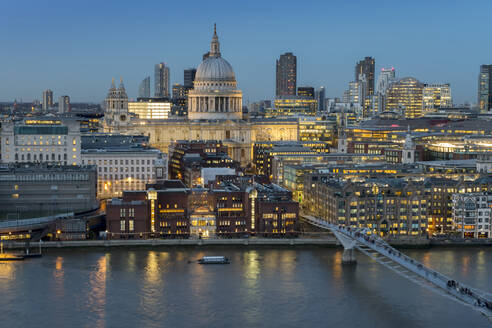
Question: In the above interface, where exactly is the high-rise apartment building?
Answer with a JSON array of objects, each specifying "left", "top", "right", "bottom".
[
  {"left": 422, "top": 84, "right": 452, "bottom": 111},
  {"left": 139, "top": 76, "right": 150, "bottom": 98},
  {"left": 276, "top": 52, "right": 297, "bottom": 97},
  {"left": 154, "top": 63, "right": 170, "bottom": 98},
  {"left": 355, "top": 57, "right": 375, "bottom": 96},
  {"left": 184, "top": 68, "right": 197, "bottom": 88},
  {"left": 58, "top": 95, "right": 70, "bottom": 113},
  {"left": 42, "top": 89, "right": 53, "bottom": 110},
  {"left": 478, "top": 65, "right": 492, "bottom": 113},
  {"left": 385, "top": 77, "right": 424, "bottom": 118}
]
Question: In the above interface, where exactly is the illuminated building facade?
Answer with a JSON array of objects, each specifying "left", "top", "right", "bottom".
[
  {"left": 303, "top": 176, "right": 428, "bottom": 237},
  {"left": 81, "top": 146, "right": 167, "bottom": 199},
  {"left": 478, "top": 65, "right": 492, "bottom": 113},
  {"left": 452, "top": 193, "right": 492, "bottom": 238},
  {"left": 105, "top": 179, "right": 298, "bottom": 238},
  {"left": 270, "top": 97, "right": 317, "bottom": 117},
  {"left": 1, "top": 117, "right": 81, "bottom": 165},
  {"left": 276, "top": 52, "right": 297, "bottom": 96},
  {"left": 128, "top": 98, "right": 172, "bottom": 119},
  {"left": 422, "top": 84, "right": 452, "bottom": 111},
  {"left": 188, "top": 25, "right": 243, "bottom": 120},
  {"left": 297, "top": 87, "right": 315, "bottom": 99},
  {"left": 385, "top": 77, "right": 424, "bottom": 118}
]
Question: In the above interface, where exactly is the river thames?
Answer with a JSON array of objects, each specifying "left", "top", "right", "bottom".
[{"left": 0, "top": 246, "right": 490, "bottom": 327}]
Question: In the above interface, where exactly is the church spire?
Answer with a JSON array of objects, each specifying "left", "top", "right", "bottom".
[{"left": 210, "top": 23, "right": 221, "bottom": 57}]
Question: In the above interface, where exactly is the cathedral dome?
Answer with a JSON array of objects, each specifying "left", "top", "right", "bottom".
[{"left": 195, "top": 57, "right": 235, "bottom": 82}]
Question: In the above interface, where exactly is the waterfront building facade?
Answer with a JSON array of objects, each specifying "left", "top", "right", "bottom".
[
  {"left": 303, "top": 177, "right": 428, "bottom": 237},
  {"left": 105, "top": 179, "right": 299, "bottom": 238},
  {"left": 452, "top": 193, "right": 492, "bottom": 238},
  {"left": 0, "top": 163, "right": 98, "bottom": 219}
]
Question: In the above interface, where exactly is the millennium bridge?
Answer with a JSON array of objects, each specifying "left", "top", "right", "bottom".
[{"left": 302, "top": 214, "right": 492, "bottom": 321}]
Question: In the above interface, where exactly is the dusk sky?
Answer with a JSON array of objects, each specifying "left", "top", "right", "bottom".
[{"left": 1, "top": 0, "right": 491, "bottom": 104}]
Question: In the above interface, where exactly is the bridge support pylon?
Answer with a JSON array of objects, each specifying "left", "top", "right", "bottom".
[
  {"left": 342, "top": 248, "right": 356, "bottom": 264},
  {"left": 332, "top": 230, "right": 357, "bottom": 265}
]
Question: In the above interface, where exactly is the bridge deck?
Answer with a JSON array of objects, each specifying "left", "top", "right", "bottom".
[{"left": 302, "top": 214, "right": 492, "bottom": 320}]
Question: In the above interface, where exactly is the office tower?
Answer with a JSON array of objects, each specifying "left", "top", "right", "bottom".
[
  {"left": 376, "top": 67, "right": 396, "bottom": 94},
  {"left": 385, "top": 77, "right": 424, "bottom": 118},
  {"left": 316, "top": 87, "right": 326, "bottom": 111},
  {"left": 276, "top": 52, "right": 297, "bottom": 97},
  {"left": 355, "top": 57, "right": 375, "bottom": 96},
  {"left": 139, "top": 76, "right": 150, "bottom": 98},
  {"left": 58, "top": 95, "right": 70, "bottom": 113},
  {"left": 423, "top": 84, "right": 452, "bottom": 111},
  {"left": 154, "top": 63, "right": 170, "bottom": 98},
  {"left": 184, "top": 68, "right": 197, "bottom": 88},
  {"left": 478, "top": 65, "right": 492, "bottom": 113},
  {"left": 297, "top": 86, "right": 315, "bottom": 99},
  {"left": 42, "top": 89, "right": 53, "bottom": 110}
]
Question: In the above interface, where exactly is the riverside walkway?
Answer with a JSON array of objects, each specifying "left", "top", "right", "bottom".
[{"left": 302, "top": 214, "right": 492, "bottom": 320}]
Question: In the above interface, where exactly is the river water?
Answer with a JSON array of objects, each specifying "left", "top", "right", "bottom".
[{"left": 0, "top": 246, "right": 490, "bottom": 327}]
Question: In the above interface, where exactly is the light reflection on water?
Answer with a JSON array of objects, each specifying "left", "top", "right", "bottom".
[
  {"left": 85, "top": 254, "right": 108, "bottom": 328},
  {"left": 1, "top": 247, "right": 491, "bottom": 328}
]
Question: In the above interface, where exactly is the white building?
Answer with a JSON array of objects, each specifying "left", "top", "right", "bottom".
[
  {"left": 1, "top": 118, "right": 81, "bottom": 165},
  {"left": 81, "top": 148, "right": 167, "bottom": 198},
  {"left": 452, "top": 193, "right": 492, "bottom": 238}
]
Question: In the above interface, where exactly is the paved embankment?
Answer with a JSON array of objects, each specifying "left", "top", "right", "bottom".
[{"left": 3, "top": 237, "right": 340, "bottom": 249}]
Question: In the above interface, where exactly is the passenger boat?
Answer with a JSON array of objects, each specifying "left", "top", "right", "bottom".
[
  {"left": 198, "top": 256, "right": 230, "bottom": 264},
  {"left": 0, "top": 253, "right": 25, "bottom": 261}
]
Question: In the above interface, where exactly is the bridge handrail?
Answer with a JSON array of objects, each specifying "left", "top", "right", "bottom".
[
  {"left": 0, "top": 212, "right": 74, "bottom": 229},
  {"left": 331, "top": 222, "right": 492, "bottom": 302},
  {"left": 303, "top": 214, "right": 492, "bottom": 303}
]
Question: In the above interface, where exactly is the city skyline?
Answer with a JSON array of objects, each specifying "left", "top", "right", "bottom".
[{"left": 1, "top": 0, "right": 491, "bottom": 104}]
